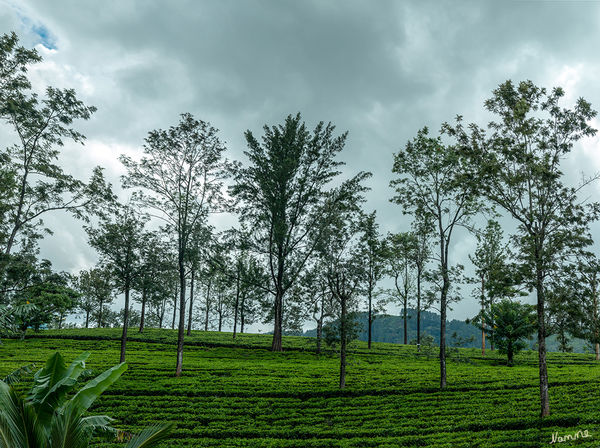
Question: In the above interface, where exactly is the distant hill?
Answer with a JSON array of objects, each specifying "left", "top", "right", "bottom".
[{"left": 302, "top": 309, "right": 592, "bottom": 353}]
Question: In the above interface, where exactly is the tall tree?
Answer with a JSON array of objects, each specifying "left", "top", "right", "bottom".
[
  {"left": 230, "top": 113, "right": 367, "bottom": 351},
  {"left": 390, "top": 127, "right": 482, "bottom": 389},
  {"left": 318, "top": 186, "right": 370, "bottom": 388},
  {"left": 448, "top": 80, "right": 597, "bottom": 416},
  {"left": 76, "top": 267, "right": 113, "bottom": 328},
  {"left": 468, "top": 220, "right": 508, "bottom": 355},
  {"left": 0, "top": 32, "right": 112, "bottom": 259},
  {"left": 384, "top": 232, "right": 417, "bottom": 345},
  {"left": 410, "top": 217, "right": 432, "bottom": 352},
  {"left": 120, "top": 113, "right": 228, "bottom": 377},
  {"left": 86, "top": 205, "right": 146, "bottom": 363},
  {"left": 359, "top": 211, "right": 386, "bottom": 349}
]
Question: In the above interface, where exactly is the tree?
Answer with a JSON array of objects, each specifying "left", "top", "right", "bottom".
[
  {"left": 550, "top": 254, "right": 600, "bottom": 359},
  {"left": 447, "top": 80, "right": 598, "bottom": 416},
  {"left": 76, "top": 267, "right": 113, "bottom": 328},
  {"left": 0, "top": 351, "right": 172, "bottom": 447},
  {"left": 230, "top": 113, "right": 368, "bottom": 352},
  {"left": 390, "top": 127, "right": 482, "bottom": 389},
  {"left": 185, "top": 224, "right": 213, "bottom": 336},
  {"left": 318, "top": 191, "right": 369, "bottom": 388},
  {"left": 86, "top": 205, "right": 146, "bottom": 363},
  {"left": 384, "top": 232, "right": 417, "bottom": 346},
  {"left": 0, "top": 32, "right": 112, "bottom": 259},
  {"left": 474, "top": 299, "right": 536, "bottom": 366},
  {"left": 359, "top": 211, "right": 386, "bottom": 349},
  {"left": 121, "top": 113, "right": 228, "bottom": 377},
  {"left": 410, "top": 217, "right": 432, "bottom": 352},
  {"left": 468, "top": 220, "right": 511, "bottom": 355},
  {"left": 18, "top": 274, "right": 78, "bottom": 332},
  {"left": 135, "top": 232, "right": 172, "bottom": 333}
]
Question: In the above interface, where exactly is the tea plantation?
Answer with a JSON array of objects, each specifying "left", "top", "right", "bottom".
[{"left": 2, "top": 329, "right": 600, "bottom": 447}]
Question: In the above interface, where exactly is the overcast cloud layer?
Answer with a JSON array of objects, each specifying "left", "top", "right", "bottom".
[{"left": 2, "top": 0, "right": 600, "bottom": 327}]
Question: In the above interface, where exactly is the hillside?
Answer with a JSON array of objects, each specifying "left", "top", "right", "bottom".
[
  {"left": 303, "top": 310, "right": 592, "bottom": 353},
  {"left": 1, "top": 328, "right": 599, "bottom": 447}
]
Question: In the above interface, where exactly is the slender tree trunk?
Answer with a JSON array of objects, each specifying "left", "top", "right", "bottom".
[
  {"left": 98, "top": 297, "right": 104, "bottom": 328},
  {"left": 171, "top": 285, "right": 178, "bottom": 330},
  {"left": 120, "top": 281, "right": 130, "bottom": 363},
  {"left": 339, "top": 294, "right": 347, "bottom": 389},
  {"left": 416, "top": 269, "right": 421, "bottom": 352},
  {"left": 481, "top": 274, "right": 486, "bottom": 357},
  {"left": 439, "top": 232, "right": 449, "bottom": 390},
  {"left": 490, "top": 296, "right": 495, "bottom": 351},
  {"left": 139, "top": 286, "right": 147, "bottom": 333},
  {"left": 218, "top": 293, "right": 223, "bottom": 332},
  {"left": 403, "top": 296, "right": 408, "bottom": 345},
  {"left": 85, "top": 310, "right": 90, "bottom": 329},
  {"left": 240, "top": 292, "right": 245, "bottom": 334},
  {"left": 368, "top": 278, "right": 373, "bottom": 349},
  {"left": 593, "top": 282, "right": 599, "bottom": 360},
  {"left": 233, "top": 274, "right": 240, "bottom": 339},
  {"left": 507, "top": 340, "right": 514, "bottom": 366},
  {"left": 403, "top": 263, "right": 408, "bottom": 345},
  {"left": 536, "top": 259, "right": 550, "bottom": 417},
  {"left": 187, "top": 269, "right": 195, "bottom": 336},
  {"left": 204, "top": 278, "right": 212, "bottom": 331},
  {"left": 316, "top": 296, "right": 325, "bottom": 354},
  {"left": 175, "top": 260, "right": 187, "bottom": 377},
  {"left": 271, "top": 289, "right": 283, "bottom": 352}
]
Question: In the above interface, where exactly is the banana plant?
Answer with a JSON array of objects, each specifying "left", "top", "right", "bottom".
[{"left": 0, "top": 351, "right": 173, "bottom": 448}]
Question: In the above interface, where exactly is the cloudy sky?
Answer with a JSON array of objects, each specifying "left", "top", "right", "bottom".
[{"left": 2, "top": 0, "right": 600, "bottom": 327}]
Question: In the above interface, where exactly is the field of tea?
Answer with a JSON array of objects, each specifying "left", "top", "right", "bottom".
[{"left": 1, "top": 328, "right": 599, "bottom": 447}]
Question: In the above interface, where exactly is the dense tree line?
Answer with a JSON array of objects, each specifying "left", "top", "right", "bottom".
[{"left": 2, "top": 32, "right": 600, "bottom": 416}]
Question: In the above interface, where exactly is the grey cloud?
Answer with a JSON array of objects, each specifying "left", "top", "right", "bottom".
[{"left": 4, "top": 0, "right": 600, "bottom": 322}]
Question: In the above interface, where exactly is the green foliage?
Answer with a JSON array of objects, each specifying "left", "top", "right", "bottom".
[
  {"left": 0, "top": 351, "right": 172, "bottom": 448},
  {"left": 0, "top": 32, "right": 113, "bottom": 258},
  {"left": 230, "top": 112, "right": 370, "bottom": 350},
  {"left": 473, "top": 299, "right": 536, "bottom": 366}
]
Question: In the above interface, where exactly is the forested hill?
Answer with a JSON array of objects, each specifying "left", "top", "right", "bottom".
[{"left": 303, "top": 309, "right": 590, "bottom": 353}]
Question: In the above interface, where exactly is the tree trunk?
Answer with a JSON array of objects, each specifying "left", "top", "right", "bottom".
[
  {"left": 368, "top": 279, "right": 373, "bottom": 349},
  {"left": 120, "top": 281, "right": 130, "bottom": 363},
  {"left": 98, "top": 297, "right": 104, "bottom": 328},
  {"left": 481, "top": 274, "right": 485, "bottom": 356},
  {"left": 439, "top": 234, "right": 449, "bottom": 390},
  {"left": 316, "top": 297, "right": 324, "bottom": 354},
  {"left": 85, "top": 310, "right": 90, "bottom": 329},
  {"left": 339, "top": 294, "right": 347, "bottom": 389},
  {"left": 139, "top": 286, "right": 147, "bottom": 333},
  {"left": 171, "top": 285, "right": 178, "bottom": 330},
  {"left": 416, "top": 269, "right": 421, "bottom": 352},
  {"left": 233, "top": 272, "right": 240, "bottom": 339},
  {"left": 403, "top": 296, "right": 408, "bottom": 345},
  {"left": 403, "top": 263, "right": 408, "bottom": 345},
  {"left": 187, "top": 269, "right": 195, "bottom": 336},
  {"left": 596, "top": 343, "right": 599, "bottom": 361},
  {"left": 240, "top": 292, "right": 245, "bottom": 334},
  {"left": 204, "top": 278, "right": 212, "bottom": 331},
  {"left": 218, "top": 293, "right": 223, "bottom": 332},
  {"left": 536, "top": 261, "right": 550, "bottom": 417},
  {"left": 175, "top": 262, "right": 186, "bottom": 378},
  {"left": 271, "top": 289, "right": 283, "bottom": 352},
  {"left": 507, "top": 340, "right": 514, "bottom": 366}
]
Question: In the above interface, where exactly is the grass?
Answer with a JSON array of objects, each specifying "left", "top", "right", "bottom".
[{"left": 1, "top": 328, "right": 599, "bottom": 447}]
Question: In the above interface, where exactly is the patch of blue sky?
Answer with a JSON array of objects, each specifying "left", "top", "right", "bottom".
[
  {"left": 14, "top": 8, "right": 57, "bottom": 50},
  {"left": 31, "top": 23, "right": 56, "bottom": 50}
]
